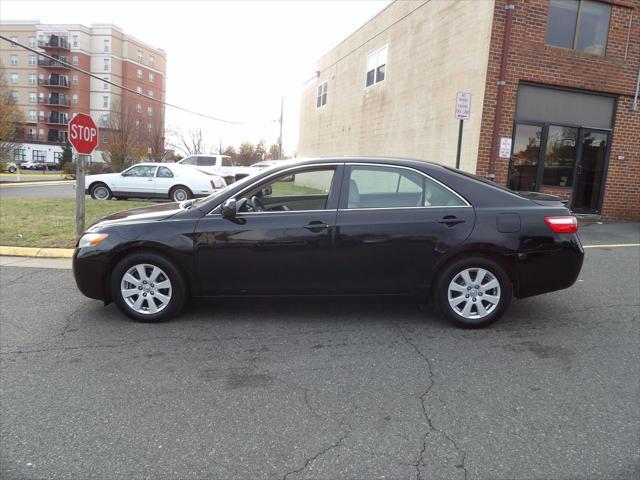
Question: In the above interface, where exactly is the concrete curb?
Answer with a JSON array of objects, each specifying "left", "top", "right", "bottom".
[{"left": 0, "top": 246, "right": 74, "bottom": 259}]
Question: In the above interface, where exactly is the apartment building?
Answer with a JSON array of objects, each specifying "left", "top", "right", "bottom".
[
  {"left": 0, "top": 21, "right": 166, "bottom": 164},
  {"left": 298, "top": 0, "right": 639, "bottom": 220}
]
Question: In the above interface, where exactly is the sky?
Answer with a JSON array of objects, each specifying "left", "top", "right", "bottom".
[{"left": 1, "top": 0, "right": 389, "bottom": 156}]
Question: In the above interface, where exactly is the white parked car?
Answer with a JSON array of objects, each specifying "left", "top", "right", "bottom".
[
  {"left": 85, "top": 163, "right": 227, "bottom": 202},
  {"left": 176, "top": 154, "right": 255, "bottom": 182}
]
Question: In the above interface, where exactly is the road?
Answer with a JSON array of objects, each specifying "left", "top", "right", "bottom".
[
  {"left": 1, "top": 222, "right": 638, "bottom": 479},
  {"left": 0, "top": 181, "right": 75, "bottom": 198}
]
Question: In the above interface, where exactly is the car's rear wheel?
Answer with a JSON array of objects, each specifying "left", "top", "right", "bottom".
[
  {"left": 90, "top": 182, "right": 112, "bottom": 200},
  {"left": 435, "top": 256, "right": 512, "bottom": 328},
  {"left": 8, "top": 166, "right": 16, "bottom": 173},
  {"left": 170, "top": 185, "right": 192, "bottom": 202},
  {"left": 111, "top": 252, "right": 187, "bottom": 322}
]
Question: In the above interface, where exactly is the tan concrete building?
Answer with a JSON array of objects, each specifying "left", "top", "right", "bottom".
[
  {"left": 298, "top": 0, "right": 640, "bottom": 220},
  {"left": 0, "top": 21, "right": 166, "bottom": 164}
]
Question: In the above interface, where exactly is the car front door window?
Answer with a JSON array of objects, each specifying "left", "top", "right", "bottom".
[{"left": 124, "top": 165, "right": 158, "bottom": 177}]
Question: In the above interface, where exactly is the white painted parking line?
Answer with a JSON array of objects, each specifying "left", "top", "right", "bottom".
[{"left": 583, "top": 243, "right": 640, "bottom": 249}]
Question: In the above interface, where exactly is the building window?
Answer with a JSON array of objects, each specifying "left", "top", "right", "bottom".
[
  {"left": 10, "top": 73, "right": 18, "bottom": 84},
  {"left": 72, "top": 74, "right": 78, "bottom": 85},
  {"left": 28, "top": 73, "right": 36, "bottom": 84},
  {"left": 28, "top": 92, "right": 37, "bottom": 103},
  {"left": 136, "top": 86, "right": 142, "bottom": 94},
  {"left": 38, "top": 92, "right": 45, "bottom": 102},
  {"left": 147, "top": 123, "right": 152, "bottom": 132},
  {"left": 33, "top": 150, "right": 46, "bottom": 162},
  {"left": 137, "top": 50, "right": 144, "bottom": 62},
  {"left": 103, "top": 77, "right": 109, "bottom": 89},
  {"left": 72, "top": 55, "right": 78, "bottom": 65},
  {"left": 316, "top": 81, "right": 328, "bottom": 108},
  {"left": 149, "top": 72, "right": 155, "bottom": 82},
  {"left": 10, "top": 36, "right": 18, "bottom": 46},
  {"left": 72, "top": 35, "right": 79, "bottom": 47},
  {"left": 148, "top": 106, "right": 153, "bottom": 116},
  {"left": 136, "top": 68, "right": 143, "bottom": 79},
  {"left": 28, "top": 110, "right": 36, "bottom": 121},
  {"left": 148, "top": 90, "right": 154, "bottom": 98},
  {"left": 136, "top": 103, "right": 142, "bottom": 113},
  {"left": 28, "top": 37, "right": 36, "bottom": 48},
  {"left": 103, "top": 96, "right": 109, "bottom": 108},
  {"left": 103, "top": 58, "right": 110, "bottom": 71},
  {"left": 14, "top": 148, "right": 26, "bottom": 162},
  {"left": 72, "top": 93, "right": 79, "bottom": 104},
  {"left": 149, "top": 55, "right": 155, "bottom": 66},
  {"left": 545, "top": 0, "right": 611, "bottom": 55},
  {"left": 102, "top": 136, "right": 108, "bottom": 144},
  {"left": 10, "top": 54, "right": 18, "bottom": 65},
  {"left": 39, "top": 111, "right": 45, "bottom": 121},
  {"left": 366, "top": 45, "right": 388, "bottom": 87},
  {"left": 135, "top": 119, "right": 141, "bottom": 128},
  {"left": 28, "top": 55, "right": 36, "bottom": 66},
  {"left": 104, "top": 39, "right": 110, "bottom": 52},
  {"left": 100, "top": 114, "right": 109, "bottom": 127}
]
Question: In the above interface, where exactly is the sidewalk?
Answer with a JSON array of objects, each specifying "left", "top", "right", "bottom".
[{"left": 0, "top": 256, "right": 71, "bottom": 269}]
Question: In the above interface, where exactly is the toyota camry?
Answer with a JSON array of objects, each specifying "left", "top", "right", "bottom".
[{"left": 73, "top": 157, "right": 584, "bottom": 328}]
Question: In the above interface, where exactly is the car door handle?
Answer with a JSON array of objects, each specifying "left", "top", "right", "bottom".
[
  {"left": 303, "top": 221, "right": 330, "bottom": 232},
  {"left": 438, "top": 215, "right": 465, "bottom": 227}
]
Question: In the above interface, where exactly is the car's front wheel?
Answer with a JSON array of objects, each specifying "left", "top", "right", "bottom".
[
  {"left": 8, "top": 166, "right": 16, "bottom": 173},
  {"left": 111, "top": 252, "right": 187, "bottom": 322},
  {"left": 90, "top": 182, "right": 112, "bottom": 200},
  {"left": 170, "top": 185, "right": 192, "bottom": 202},
  {"left": 435, "top": 257, "right": 512, "bottom": 328}
]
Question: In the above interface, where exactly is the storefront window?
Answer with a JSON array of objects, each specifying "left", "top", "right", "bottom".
[
  {"left": 508, "top": 124, "right": 542, "bottom": 192},
  {"left": 543, "top": 126, "right": 577, "bottom": 187}
]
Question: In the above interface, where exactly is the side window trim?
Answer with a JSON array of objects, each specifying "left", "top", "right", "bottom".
[{"left": 338, "top": 163, "right": 471, "bottom": 210}]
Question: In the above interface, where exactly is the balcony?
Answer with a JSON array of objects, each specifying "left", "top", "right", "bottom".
[
  {"left": 38, "top": 98, "right": 70, "bottom": 107},
  {"left": 47, "top": 130, "right": 67, "bottom": 143},
  {"left": 46, "top": 116, "right": 69, "bottom": 126},
  {"left": 38, "top": 59, "right": 70, "bottom": 69},
  {"left": 38, "top": 36, "right": 70, "bottom": 50},
  {"left": 38, "top": 78, "right": 69, "bottom": 88}
]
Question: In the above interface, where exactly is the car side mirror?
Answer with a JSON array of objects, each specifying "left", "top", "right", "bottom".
[{"left": 221, "top": 198, "right": 237, "bottom": 218}]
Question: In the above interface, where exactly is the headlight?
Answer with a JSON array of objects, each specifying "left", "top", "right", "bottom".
[{"left": 78, "top": 233, "right": 109, "bottom": 248}]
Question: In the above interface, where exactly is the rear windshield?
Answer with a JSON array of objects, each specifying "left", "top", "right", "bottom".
[{"left": 444, "top": 167, "right": 518, "bottom": 194}]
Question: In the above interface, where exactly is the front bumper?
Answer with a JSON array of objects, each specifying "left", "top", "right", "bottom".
[{"left": 73, "top": 247, "right": 111, "bottom": 301}]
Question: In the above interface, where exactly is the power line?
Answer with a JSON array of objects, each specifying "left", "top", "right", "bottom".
[{"left": 0, "top": 34, "right": 278, "bottom": 126}]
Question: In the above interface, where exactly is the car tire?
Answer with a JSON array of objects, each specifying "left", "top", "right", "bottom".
[
  {"left": 8, "top": 166, "right": 16, "bottom": 173},
  {"left": 90, "top": 182, "right": 113, "bottom": 200},
  {"left": 110, "top": 252, "right": 187, "bottom": 323},
  {"left": 169, "top": 185, "right": 192, "bottom": 202},
  {"left": 434, "top": 256, "right": 512, "bottom": 329}
]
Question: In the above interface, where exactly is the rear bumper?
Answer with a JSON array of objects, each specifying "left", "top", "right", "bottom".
[{"left": 512, "top": 235, "right": 584, "bottom": 298}]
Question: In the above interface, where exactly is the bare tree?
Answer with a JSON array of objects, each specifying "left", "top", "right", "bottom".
[
  {"left": 0, "top": 67, "right": 24, "bottom": 161},
  {"left": 100, "top": 99, "right": 148, "bottom": 171},
  {"left": 169, "top": 128, "right": 206, "bottom": 157},
  {"left": 145, "top": 106, "right": 167, "bottom": 161}
]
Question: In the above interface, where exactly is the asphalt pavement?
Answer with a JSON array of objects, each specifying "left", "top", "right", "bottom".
[
  {"left": 0, "top": 181, "right": 75, "bottom": 198},
  {"left": 0, "top": 223, "right": 638, "bottom": 479}
]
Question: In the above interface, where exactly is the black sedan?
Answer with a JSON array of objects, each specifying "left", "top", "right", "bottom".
[{"left": 73, "top": 157, "right": 584, "bottom": 328}]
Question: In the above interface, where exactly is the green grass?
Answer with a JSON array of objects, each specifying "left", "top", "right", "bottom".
[
  {"left": 0, "top": 198, "right": 152, "bottom": 248},
  {"left": 271, "top": 182, "right": 326, "bottom": 196}
]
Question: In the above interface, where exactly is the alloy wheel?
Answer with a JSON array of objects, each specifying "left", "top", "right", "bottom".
[
  {"left": 120, "top": 263, "right": 173, "bottom": 315},
  {"left": 447, "top": 267, "right": 501, "bottom": 320},
  {"left": 93, "top": 186, "right": 110, "bottom": 200}
]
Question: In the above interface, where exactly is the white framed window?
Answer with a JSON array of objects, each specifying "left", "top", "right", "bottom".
[
  {"left": 136, "top": 68, "right": 143, "bottom": 79},
  {"left": 28, "top": 110, "right": 36, "bottom": 121},
  {"left": 39, "top": 110, "right": 45, "bottom": 120},
  {"left": 149, "top": 72, "right": 155, "bottom": 82},
  {"left": 136, "top": 86, "right": 142, "bottom": 94},
  {"left": 135, "top": 119, "right": 141, "bottom": 128},
  {"left": 104, "top": 39, "right": 110, "bottom": 52},
  {"left": 10, "top": 73, "right": 19, "bottom": 84},
  {"left": 10, "top": 55, "right": 18, "bottom": 65},
  {"left": 28, "top": 55, "right": 36, "bottom": 66},
  {"left": 103, "top": 96, "right": 109, "bottom": 108},
  {"left": 149, "top": 55, "right": 155, "bottom": 66},
  {"left": 103, "top": 77, "right": 109, "bottom": 89},
  {"left": 28, "top": 37, "right": 36, "bottom": 47},
  {"left": 147, "top": 123, "right": 152, "bottom": 132},
  {"left": 137, "top": 50, "right": 144, "bottom": 62},
  {"left": 38, "top": 128, "right": 45, "bottom": 137},
  {"left": 10, "top": 36, "right": 18, "bottom": 46},
  {"left": 72, "top": 35, "right": 79, "bottom": 47},
  {"left": 11, "top": 91, "right": 18, "bottom": 102},
  {"left": 135, "top": 103, "right": 142, "bottom": 113},
  {"left": 72, "top": 112, "right": 78, "bottom": 118},
  {"left": 366, "top": 45, "right": 388, "bottom": 87},
  {"left": 148, "top": 90, "right": 154, "bottom": 98},
  {"left": 38, "top": 92, "right": 45, "bottom": 102},
  {"left": 72, "top": 93, "right": 78, "bottom": 104},
  {"left": 316, "top": 81, "right": 328, "bottom": 108},
  {"left": 28, "top": 73, "right": 36, "bottom": 85},
  {"left": 100, "top": 114, "right": 109, "bottom": 126},
  {"left": 72, "top": 74, "right": 78, "bottom": 85},
  {"left": 72, "top": 55, "right": 78, "bottom": 65},
  {"left": 103, "top": 58, "right": 110, "bottom": 71},
  {"left": 28, "top": 92, "right": 37, "bottom": 103},
  {"left": 147, "top": 106, "right": 153, "bottom": 116}
]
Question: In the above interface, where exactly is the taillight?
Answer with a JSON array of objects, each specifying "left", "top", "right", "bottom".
[{"left": 545, "top": 216, "right": 578, "bottom": 234}]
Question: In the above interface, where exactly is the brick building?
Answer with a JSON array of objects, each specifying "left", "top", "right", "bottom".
[
  {"left": 0, "top": 21, "right": 166, "bottom": 164},
  {"left": 297, "top": 0, "right": 639, "bottom": 220}
]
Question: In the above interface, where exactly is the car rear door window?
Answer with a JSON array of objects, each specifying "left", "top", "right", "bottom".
[
  {"left": 157, "top": 166, "right": 173, "bottom": 178},
  {"left": 197, "top": 156, "right": 216, "bottom": 167},
  {"left": 346, "top": 166, "right": 466, "bottom": 209}
]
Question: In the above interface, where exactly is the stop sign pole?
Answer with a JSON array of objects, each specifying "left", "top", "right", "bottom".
[{"left": 68, "top": 114, "right": 99, "bottom": 237}]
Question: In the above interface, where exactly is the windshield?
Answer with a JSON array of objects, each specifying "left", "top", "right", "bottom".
[{"left": 185, "top": 173, "right": 259, "bottom": 209}]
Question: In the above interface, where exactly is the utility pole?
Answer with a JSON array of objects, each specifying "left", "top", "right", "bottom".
[{"left": 278, "top": 96, "right": 284, "bottom": 159}]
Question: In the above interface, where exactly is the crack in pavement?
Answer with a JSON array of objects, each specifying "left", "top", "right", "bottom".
[
  {"left": 61, "top": 303, "right": 86, "bottom": 337},
  {"left": 393, "top": 321, "right": 468, "bottom": 480},
  {"left": 282, "top": 432, "right": 348, "bottom": 480}
]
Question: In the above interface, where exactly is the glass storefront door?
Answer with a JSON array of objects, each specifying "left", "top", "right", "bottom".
[{"left": 572, "top": 129, "right": 609, "bottom": 213}]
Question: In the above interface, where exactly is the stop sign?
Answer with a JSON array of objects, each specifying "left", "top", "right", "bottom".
[{"left": 68, "top": 113, "right": 99, "bottom": 155}]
